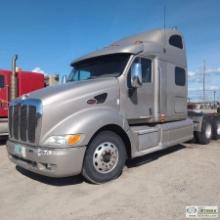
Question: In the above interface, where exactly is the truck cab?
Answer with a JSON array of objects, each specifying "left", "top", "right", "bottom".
[
  {"left": 0, "top": 70, "right": 10, "bottom": 117},
  {"left": 7, "top": 29, "right": 203, "bottom": 183}
]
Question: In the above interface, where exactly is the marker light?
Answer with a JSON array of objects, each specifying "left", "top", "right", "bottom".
[{"left": 67, "top": 134, "right": 81, "bottom": 145}]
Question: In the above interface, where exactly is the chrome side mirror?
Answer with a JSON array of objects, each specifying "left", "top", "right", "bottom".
[{"left": 131, "top": 62, "right": 142, "bottom": 88}]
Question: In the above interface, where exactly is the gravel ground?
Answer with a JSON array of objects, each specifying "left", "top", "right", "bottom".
[{"left": 0, "top": 140, "right": 219, "bottom": 220}]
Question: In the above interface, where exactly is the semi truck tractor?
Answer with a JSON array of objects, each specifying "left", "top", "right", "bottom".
[
  {"left": 7, "top": 29, "right": 220, "bottom": 183},
  {"left": 0, "top": 55, "right": 45, "bottom": 136}
]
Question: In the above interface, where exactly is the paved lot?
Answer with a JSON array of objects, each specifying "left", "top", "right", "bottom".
[{"left": 0, "top": 140, "right": 219, "bottom": 220}]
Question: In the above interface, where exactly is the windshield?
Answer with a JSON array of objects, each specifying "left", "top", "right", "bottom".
[{"left": 68, "top": 53, "right": 130, "bottom": 82}]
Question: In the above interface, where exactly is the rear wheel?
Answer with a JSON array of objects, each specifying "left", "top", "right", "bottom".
[
  {"left": 212, "top": 117, "right": 220, "bottom": 140},
  {"left": 195, "top": 117, "right": 212, "bottom": 145},
  {"left": 82, "top": 131, "right": 127, "bottom": 184}
]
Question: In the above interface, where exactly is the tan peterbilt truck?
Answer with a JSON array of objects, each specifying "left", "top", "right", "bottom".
[{"left": 7, "top": 29, "right": 220, "bottom": 183}]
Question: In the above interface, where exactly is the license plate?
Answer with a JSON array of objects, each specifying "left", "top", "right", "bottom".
[{"left": 14, "top": 144, "right": 26, "bottom": 158}]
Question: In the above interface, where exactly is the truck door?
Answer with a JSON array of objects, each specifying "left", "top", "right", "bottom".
[
  {"left": 0, "top": 74, "right": 9, "bottom": 117},
  {"left": 120, "top": 57, "right": 154, "bottom": 123}
]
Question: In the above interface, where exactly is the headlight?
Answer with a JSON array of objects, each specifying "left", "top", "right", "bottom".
[{"left": 45, "top": 134, "right": 81, "bottom": 146}]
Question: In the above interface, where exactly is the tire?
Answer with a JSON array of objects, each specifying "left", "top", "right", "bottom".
[
  {"left": 82, "top": 130, "right": 127, "bottom": 184},
  {"left": 212, "top": 117, "right": 220, "bottom": 140},
  {"left": 195, "top": 117, "right": 212, "bottom": 145}
]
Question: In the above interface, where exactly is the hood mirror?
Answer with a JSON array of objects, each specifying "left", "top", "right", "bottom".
[
  {"left": 60, "top": 75, "right": 67, "bottom": 84},
  {"left": 131, "top": 62, "right": 142, "bottom": 88}
]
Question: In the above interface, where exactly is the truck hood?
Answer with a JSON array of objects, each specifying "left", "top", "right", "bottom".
[
  {"left": 23, "top": 77, "right": 120, "bottom": 143},
  {"left": 26, "top": 77, "right": 118, "bottom": 106}
]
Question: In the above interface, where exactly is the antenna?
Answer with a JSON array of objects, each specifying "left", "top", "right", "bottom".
[
  {"left": 163, "top": 6, "right": 166, "bottom": 53},
  {"left": 203, "top": 60, "right": 206, "bottom": 101},
  {"left": 164, "top": 5, "right": 166, "bottom": 31}
]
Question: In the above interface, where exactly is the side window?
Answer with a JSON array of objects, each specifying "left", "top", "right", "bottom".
[
  {"left": 175, "top": 67, "right": 186, "bottom": 86},
  {"left": 169, "top": 35, "right": 183, "bottom": 49},
  {"left": 127, "top": 57, "right": 152, "bottom": 88},
  {"left": 141, "top": 58, "right": 152, "bottom": 83},
  {"left": 0, "top": 75, "right": 4, "bottom": 88}
]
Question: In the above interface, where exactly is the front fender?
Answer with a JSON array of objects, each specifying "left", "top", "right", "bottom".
[{"left": 40, "top": 106, "right": 130, "bottom": 147}]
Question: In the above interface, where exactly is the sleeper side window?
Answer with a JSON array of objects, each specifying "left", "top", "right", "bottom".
[
  {"left": 0, "top": 75, "right": 5, "bottom": 88},
  {"left": 169, "top": 35, "right": 183, "bottom": 49},
  {"left": 175, "top": 67, "right": 186, "bottom": 86}
]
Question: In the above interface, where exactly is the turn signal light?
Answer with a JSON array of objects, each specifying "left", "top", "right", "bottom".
[{"left": 67, "top": 134, "right": 81, "bottom": 145}]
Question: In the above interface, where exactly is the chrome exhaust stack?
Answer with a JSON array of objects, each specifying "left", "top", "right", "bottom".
[{"left": 10, "top": 54, "right": 18, "bottom": 100}]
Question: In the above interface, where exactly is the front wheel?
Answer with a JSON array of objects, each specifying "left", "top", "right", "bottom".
[{"left": 82, "top": 131, "right": 127, "bottom": 184}]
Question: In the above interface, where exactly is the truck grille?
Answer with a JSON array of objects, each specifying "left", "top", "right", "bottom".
[
  {"left": 20, "top": 105, "right": 28, "bottom": 141},
  {"left": 28, "top": 106, "right": 37, "bottom": 142},
  {"left": 9, "top": 99, "right": 42, "bottom": 144}
]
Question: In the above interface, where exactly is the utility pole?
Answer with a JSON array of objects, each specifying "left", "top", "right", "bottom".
[
  {"left": 203, "top": 60, "right": 206, "bottom": 102},
  {"left": 214, "top": 90, "right": 216, "bottom": 108}
]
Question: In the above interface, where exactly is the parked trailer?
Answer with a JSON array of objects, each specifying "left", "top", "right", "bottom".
[
  {"left": 188, "top": 102, "right": 220, "bottom": 142},
  {"left": 7, "top": 29, "right": 220, "bottom": 184},
  {"left": 0, "top": 56, "right": 45, "bottom": 136}
]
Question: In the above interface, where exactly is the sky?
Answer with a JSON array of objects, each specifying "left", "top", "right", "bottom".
[{"left": 0, "top": 0, "right": 220, "bottom": 100}]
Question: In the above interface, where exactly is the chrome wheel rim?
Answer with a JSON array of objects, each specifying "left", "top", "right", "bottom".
[
  {"left": 217, "top": 123, "right": 220, "bottom": 135},
  {"left": 205, "top": 124, "right": 212, "bottom": 139},
  {"left": 93, "top": 142, "right": 119, "bottom": 174}
]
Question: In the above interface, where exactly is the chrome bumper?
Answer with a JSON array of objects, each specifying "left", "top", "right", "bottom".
[{"left": 7, "top": 140, "right": 86, "bottom": 178}]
